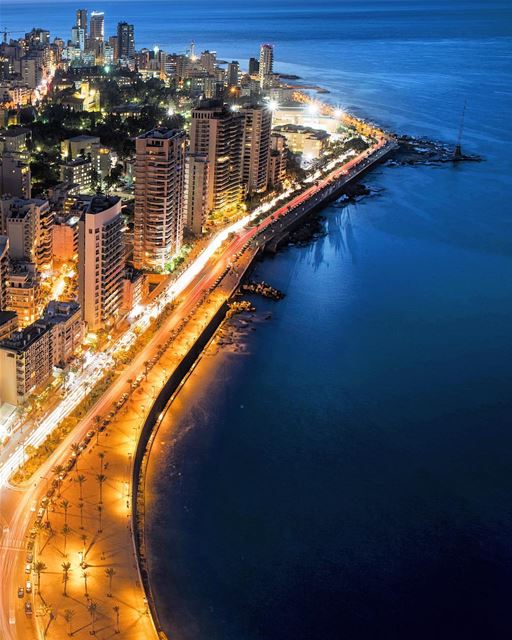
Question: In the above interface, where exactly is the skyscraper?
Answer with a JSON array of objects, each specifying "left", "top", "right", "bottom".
[
  {"left": 189, "top": 102, "right": 243, "bottom": 216},
  {"left": 227, "top": 61, "right": 240, "bottom": 88},
  {"left": 133, "top": 129, "right": 187, "bottom": 271},
  {"left": 241, "top": 105, "right": 272, "bottom": 193},
  {"left": 259, "top": 43, "right": 274, "bottom": 88},
  {"left": 117, "top": 22, "right": 135, "bottom": 60},
  {"left": 185, "top": 154, "right": 209, "bottom": 235},
  {"left": 0, "top": 235, "right": 8, "bottom": 310},
  {"left": 76, "top": 9, "right": 88, "bottom": 37},
  {"left": 90, "top": 11, "right": 105, "bottom": 43},
  {"left": 78, "top": 195, "right": 124, "bottom": 332}
]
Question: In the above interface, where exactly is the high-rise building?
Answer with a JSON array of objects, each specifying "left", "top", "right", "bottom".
[
  {"left": 90, "top": 11, "right": 105, "bottom": 43},
  {"left": 0, "top": 235, "right": 8, "bottom": 309},
  {"left": 189, "top": 102, "right": 243, "bottom": 216},
  {"left": 0, "top": 155, "right": 31, "bottom": 199},
  {"left": 185, "top": 154, "right": 209, "bottom": 235},
  {"left": 259, "top": 43, "right": 274, "bottom": 88},
  {"left": 6, "top": 263, "right": 41, "bottom": 327},
  {"left": 0, "top": 300, "right": 83, "bottom": 406},
  {"left": 269, "top": 132, "right": 288, "bottom": 189},
  {"left": 71, "top": 26, "right": 85, "bottom": 52},
  {"left": 227, "top": 61, "right": 240, "bottom": 88},
  {"left": 241, "top": 104, "right": 272, "bottom": 193},
  {"left": 77, "top": 195, "right": 124, "bottom": 331},
  {"left": 248, "top": 57, "right": 260, "bottom": 76},
  {"left": 200, "top": 50, "right": 217, "bottom": 75},
  {"left": 76, "top": 9, "right": 88, "bottom": 37},
  {"left": 2, "top": 198, "right": 53, "bottom": 270},
  {"left": 133, "top": 128, "right": 187, "bottom": 271},
  {"left": 117, "top": 22, "right": 135, "bottom": 60}
]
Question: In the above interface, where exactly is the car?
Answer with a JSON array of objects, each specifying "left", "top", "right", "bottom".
[
  {"left": 25, "top": 581, "right": 32, "bottom": 594},
  {"left": 17, "top": 586, "right": 24, "bottom": 598},
  {"left": 24, "top": 602, "right": 32, "bottom": 616},
  {"left": 25, "top": 563, "right": 31, "bottom": 574},
  {"left": 26, "top": 552, "right": 33, "bottom": 563}
]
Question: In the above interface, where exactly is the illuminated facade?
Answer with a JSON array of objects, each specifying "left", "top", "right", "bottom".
[
  {"left": 259, "top": 43, "right": 274, "bottom": 89},
  {"left": 241, "top": 105, "right": 272, "bottom": 194},
  {"left": 77, "top": 195, "right": 124, "bottom": 331},
  {"left": 134, "top": 128, "right": 187, "bottom": 271},
  {"left": 189, "top": 102, "right": 243, "bottom": 216}
]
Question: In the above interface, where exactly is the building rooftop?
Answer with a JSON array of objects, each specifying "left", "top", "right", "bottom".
[
  {"left": 65, "top": 134, "right": 100, "bottom": 143},
  {"left": 61, "top": 156, "right": 92, "bottom": 167},
  {"left": 0, "top": 323, "right": 49, "bottom": 353},
  {"left": 0, "top": 311, "right": 17, "bottom": 325},
  {"left": 273, "top": 124, "right": 330, "bottom": 139},
  {"left": 73, "top": 194, "right": 120, "bottom": 215},
  {"left": 138, "top": 127, "right": 184, "bottom": 140},
  {"left": 0, "top": 127, "right": 31, "bottom": 138}
]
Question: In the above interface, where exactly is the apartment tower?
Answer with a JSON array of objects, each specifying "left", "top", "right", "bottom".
[
  {"left": 133, "top": 128, "right": 187, "bottom": 271},
  {"left": 78, "top": 195, "right": 124, "bottom": 332}
]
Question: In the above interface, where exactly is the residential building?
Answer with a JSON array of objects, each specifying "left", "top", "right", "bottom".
[
  {"left": 52, "top": 214, "right": 79, "bottom": 264},
  {"left": 248, "top": 57, "right": 259, "bottom": 76},
  {"left": 273, "top": 124, "right": 329, "bottom": 159},
  {"left": 61, "top": 135, "right": 112, "bottom": 180},
  {"left": 77, "top": 195, "right": 124, "bottom": 331},
  {"left": 0, "top": 155, "right": 31, "bottom": 198},
  {"left": 60, "top": 156, "right": 93, "bottom": 192},
  {"left": 259, "top": 43, "right": 274, "bottom": 88},
  {"left": 189, "top": 102, "right": 243, "bottom": 217},
  {"left": 241, "top": 104, "right": 272, "bottom": 193},
  {"left": 2, "top": 198, "right": 53, "bottom": 270},
  {"left": 185, "top": 153, "right": 209, "bottom": 235},
  {"left": 117, "top": 22, "right": 135, "bottom": 61},
  {"left": 76, "top": 9, "right": 88, "bottom": 37},
  {"left": 227, "top": 61, "right": 240, "bottom": 88},
  {"left": 90, "top": 12, "right": 105, "bottom": 43},
  {"left": 0, "top": 311, "right": 17, "bottom": 341},
  {"left": 0, "top": 235, "right": 8, "bottom": 309},
  {"left": 0, "top": 127, "right": 31, "bottom": 161},
  {"left": 269, "top": 132, "right": 288, "bottom": 188},
  {"left": 133, "top": 128, "right": 187, "bottom": 271},
  {"left": 0, "top": 300, "right": 82, "bottom": 406},
  {"left": 6, "top": 263, "right": 41, "bottom": 327}
]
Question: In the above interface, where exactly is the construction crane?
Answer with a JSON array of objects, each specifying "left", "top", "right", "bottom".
[{"left": 2, "top": 28, "right": 25, "bottom": 44}]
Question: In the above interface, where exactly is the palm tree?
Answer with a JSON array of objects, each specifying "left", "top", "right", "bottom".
[
  {"left": 88, "top": 601, "right": 97, "bottom": 635},
  {"left": 61, "top": 524, "right": 71, "bottom": 557},
  {"left": 60, "top": 499, "right": 70, "bottom": 526},
  {"left": 97, "top": 504, "right": 103, "bottom": 533},
  {"left": 75, "top": 474, "right": 86, "bottom": 501},
  {"left": 71, "top": 443, "right": 80, "bottom": 471},
  {"left": 105, "top": 567, "right": 116, "bottom": 597},
  {"left": 98, "top": 451, "right": 105, "bottom": 475},
  {"left": 96, "top": 474, "right": 106, "bottom": 504},
  {"left": 78, "top": 500, "right": 84, "bottom": 529},
  {"left": 34, "top": 561, "right": 46, "bottom": 593},
  {"left": 82, "top": 570, "right": 89, "bottom": 597},
  {"left": 80, "top": 533, "right": 88, "bottom": 564},
  {"left": 113, "top": 605, "right": 120, "bottom": 634},
  {"left": 61, "top": 561, "right": 71, "bottom": 596},
  {"left": 63, "top": 608, "right": 75, "bottom": 636}
]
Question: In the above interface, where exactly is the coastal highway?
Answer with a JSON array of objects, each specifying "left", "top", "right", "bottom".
[{"left": 0, "top": 138, "right": 392, "bottom": 639}]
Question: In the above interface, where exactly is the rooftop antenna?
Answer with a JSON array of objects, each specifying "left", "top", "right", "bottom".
[{"left": 453, "top": 99, "right": 467, "bottom": 161}]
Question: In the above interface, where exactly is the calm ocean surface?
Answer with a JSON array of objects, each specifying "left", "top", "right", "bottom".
[{"left": 7, "top": 1, "right": 512, "bottom": 638}]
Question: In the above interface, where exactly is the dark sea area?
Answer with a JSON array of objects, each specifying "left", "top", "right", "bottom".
[{"left": 6, "top": 1, "right": 512, "bottom": 638}]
